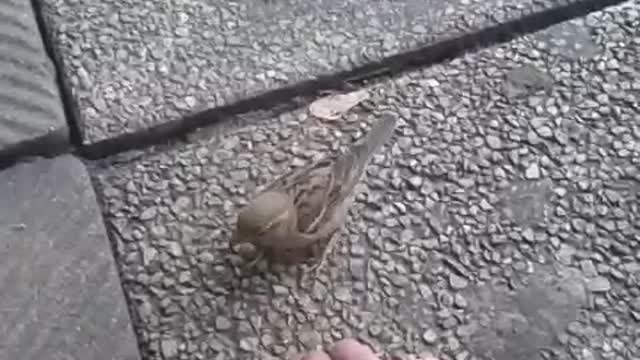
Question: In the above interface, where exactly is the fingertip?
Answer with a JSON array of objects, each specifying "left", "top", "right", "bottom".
[{"left": 328, "top": 338, "right": 378, "bottom": 360}]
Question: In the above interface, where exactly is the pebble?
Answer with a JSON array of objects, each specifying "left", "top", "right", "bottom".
[
  {"left": 299, "top": 329, "right": 323, "bottom": 348},
  {"left": 167, "top": 242, "right": 183, "bottom": 257},
  {"left": 587, "top": 277, "right": 611, "bottom": 292},
  {"left": 438, "top": 291, "right": 454, "bottom": 307},
  {"left": 525, "top": 163, "right": 541, "bottom": 179},
  {"left": 449, "top": 274, "right": 469, "bottom": 290},
  {"left": 442, "top": 316, "right": 458, "bottom": 329},
  {"left": 215, "top": 316, "right": 232, "bottom": 331},
  {"left": 178, "top": 271, "right": 190, "bottom": 283},
  {"left": 273, "top": 285, "right": 289, "bottom": 296},
  {"left": 522, "top": 228, "right": 535, "bottom": 242},
  {"left": 454, "top": 293, "right": 468, "bottom": 308},
  {"left": 140, "top": 206, "right": 157, "bottom": 221},
  {"left": 141, "top": 244, "right": 158, "bottom": 265},
  {"left": 334, "top": 287, "right": 352, "bottom": 302},
  {"left": 369, "top": 324, "right": 383, "bottom": 336},
  {"left": 581, "top": 349, "right": 597, "bottom": 360},
  {"left": 580, "top": 260, "right": 598, "bottom": 277},
  {"left": 239, "top": 337, "right": 258, "bottom": 352},
  {"left": 422, "top": 329, "right": 438, "bottom": 344},
  {"left": 486, "top": 135, "right": 502, "bottom": 149},
  {"left": 567, "top": 321, "right": 583, "bottom": 336},
  {"left": 447, "top": 337, "right": 461, "bottom": 351},
  {"left": 408, "top": 176, "right": 423, "bottom": 189},
  {"left": 612, "top": 338, "right": 625, "bottom": 353},
  {"left": 537, "top": 126, "right": 553, "bottom": 138},
  {"left": 161, "top": 338, "right": 179, "bottom": 358}
]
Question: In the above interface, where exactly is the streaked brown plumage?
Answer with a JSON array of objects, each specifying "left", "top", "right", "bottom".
[{"left": 232, "top": 113, "right": 397, "bottom": 270}]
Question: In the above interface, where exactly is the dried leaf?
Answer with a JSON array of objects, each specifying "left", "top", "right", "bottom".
[{"left": 308, "top": 89, "right": 370, "bottom": 120}]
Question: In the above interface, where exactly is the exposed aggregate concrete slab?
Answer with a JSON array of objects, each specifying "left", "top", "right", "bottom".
[
  {"left": 91, "top": 2, "right": 640, "bottom": 360},
  {"left": 40, "top": 0, "right": 598, "bottom": 146}
]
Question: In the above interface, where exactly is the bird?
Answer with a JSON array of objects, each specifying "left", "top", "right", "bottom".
[{"left": 231, "top": 112, "right": 398, "bottom": 272}]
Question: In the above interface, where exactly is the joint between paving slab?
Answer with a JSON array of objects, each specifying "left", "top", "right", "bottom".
[
  {"left": 29, "top": 0, "right": 85, "bottom": 149},
  {"left": 0, "top": 134, "right": 71, "bottom": 171},
  {"left": 86, "top": 169, "right": 149, "bottom": 359},
  {"left": 65, "top": 0, "right": 628, "bottom": 161}
]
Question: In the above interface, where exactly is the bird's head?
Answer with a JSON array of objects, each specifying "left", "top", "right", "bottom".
[{"left": 231, "top": 191, "right": 296, "bottom": 256}]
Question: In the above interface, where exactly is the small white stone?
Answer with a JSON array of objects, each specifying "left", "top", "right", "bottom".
[{"left": 525, "top": 163, "right": 541, "bottom": 179}]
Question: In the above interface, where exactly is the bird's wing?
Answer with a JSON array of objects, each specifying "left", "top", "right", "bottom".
[
  {"left": 304, "top": 113, "right": 398, "bottom": 236},
  {"left": 259, "top": 113, "right": 398, "bottom": 242},
  {"left": 327, "top": 113, "right": 398, "bottom": 204}
]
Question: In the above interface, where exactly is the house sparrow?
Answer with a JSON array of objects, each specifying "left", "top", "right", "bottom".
[{"left": 231, "top": 113, "right": 397, "bottom": 271}]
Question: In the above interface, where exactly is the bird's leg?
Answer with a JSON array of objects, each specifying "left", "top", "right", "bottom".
[{"left": 305, "top": 231, "right": 338, "bottom": 275}]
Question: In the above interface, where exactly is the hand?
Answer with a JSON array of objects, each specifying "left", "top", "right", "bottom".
[{"left": 294, "top": 338, "right": 438, "bottom": 360}]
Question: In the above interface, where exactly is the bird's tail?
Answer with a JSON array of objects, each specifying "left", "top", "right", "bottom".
[
  {"left": 354, "top": 112, "right": 398, "bottom": 161},
  {"left": 333, "top": 112, "right": 398, "bottom": 187}
]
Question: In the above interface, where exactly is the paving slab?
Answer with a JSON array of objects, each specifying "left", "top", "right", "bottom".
[
  {"left": 38, "top": 0, "right": 621, "bottom": 148},
  {"left": 0, "top": 155, "right": 140, "bottom": 360},
  {"left": 0, "top": 0, "right": 68, "bottom": 164},
  {"left": 91, "top": 2, "right": 640, "bottom": 360}
]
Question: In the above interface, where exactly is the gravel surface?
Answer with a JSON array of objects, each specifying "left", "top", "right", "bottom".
[
  {"left": 91, "top": 3, "right": 640, "bottom": 360},
  {"left": 40, "top": 0, "right": 578, "bottom": 145}
]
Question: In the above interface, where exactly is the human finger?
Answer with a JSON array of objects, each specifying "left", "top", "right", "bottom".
[{"left": 327, "top": 338, "right": 379, "bottom": 360}]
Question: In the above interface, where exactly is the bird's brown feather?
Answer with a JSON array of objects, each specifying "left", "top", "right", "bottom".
[{"left": 261, "top": 113, "right": 397, "bottom": 243}]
